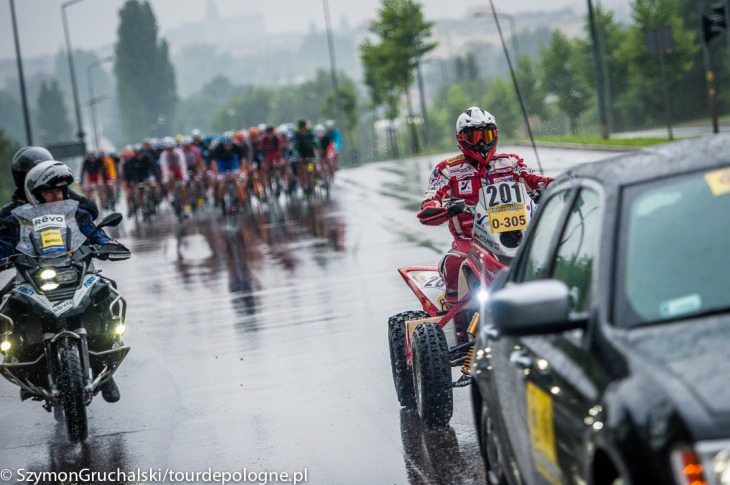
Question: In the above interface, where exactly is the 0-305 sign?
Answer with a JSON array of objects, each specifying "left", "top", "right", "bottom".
[{"left": 485, "top": 182, "right": 529, "bottom": 233}]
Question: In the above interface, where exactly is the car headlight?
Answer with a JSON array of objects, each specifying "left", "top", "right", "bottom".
[{"left": 672, "top": 441, "right": 730, "bottom": 485}]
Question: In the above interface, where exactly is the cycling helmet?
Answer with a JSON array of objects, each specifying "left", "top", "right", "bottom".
[
  {"left": 297, "top": 119, "right": 308, "bottom": 130},
  {"left": 11, "top": 146, "right": 54, "bottom": 189},
  {"left": 314, "top": 123, "right": 325, "bottom": 137},
  {"left": 191, "top": 129, "right": 202, "bottom": 139},
  {"left": 221, "top": 132, "right": 234, "bottom": 145},
  {"left": 247, "top": 127, "right": 259, "bottom": 138},
  {"left": 24, "top": 160, "right": 74, "bottom": 206},
  {"left": 455, "top": 107, "right": 497, "bottom": 164},
  {"left": 257, "top": 123, "right": 267, "bottom": 133},
  {"left": 324, "top": 119, "right": 335, "bottom": 129}
]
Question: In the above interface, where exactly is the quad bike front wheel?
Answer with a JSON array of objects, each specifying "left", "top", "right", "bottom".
[{"left": 411, "top": 322, "right": 453, "bottom": 428}]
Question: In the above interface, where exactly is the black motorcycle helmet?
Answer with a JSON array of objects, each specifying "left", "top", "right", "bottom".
[{"left": 11, "top": 146, "right": 54, "bottom": 189}]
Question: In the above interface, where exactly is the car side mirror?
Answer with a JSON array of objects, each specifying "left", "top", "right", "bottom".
[{"left": 487, "top": 279, "right": 586, "bottom": 336}]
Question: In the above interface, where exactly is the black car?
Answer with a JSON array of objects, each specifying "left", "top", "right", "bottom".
[{"left": 470, "top": 134, "right": 730, "bottom": 485}]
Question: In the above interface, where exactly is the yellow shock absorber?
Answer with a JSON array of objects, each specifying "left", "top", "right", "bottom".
[
  {"left": 461, "top": 345, "right": 474, "bottom": 376},
  {"left": 461, "top": 312, "right": 480, "bottom": 375}
]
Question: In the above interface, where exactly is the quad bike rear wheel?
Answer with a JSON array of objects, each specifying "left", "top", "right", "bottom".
[{"left": 388, "top": 310, "right": 428, "bottom": 408}]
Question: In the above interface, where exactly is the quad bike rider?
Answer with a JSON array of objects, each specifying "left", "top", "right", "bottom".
[{"left": 389, "top": 107, "right": 552, "bottom": 428}]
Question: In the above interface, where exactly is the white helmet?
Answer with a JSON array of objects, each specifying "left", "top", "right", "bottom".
[
  {"left": 24, "top": 160, "right": 74, "bottom": 206},
  {"left": 455, "top": 107, "right": 498, "bottom": 164}
]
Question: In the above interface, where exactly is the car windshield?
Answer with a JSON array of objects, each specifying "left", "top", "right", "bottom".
[{"left": 615, "top": 165, "right": 730, "bottom": 327}]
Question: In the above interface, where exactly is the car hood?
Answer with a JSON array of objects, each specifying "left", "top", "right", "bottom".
[{"left": 625, "top": 316, "right": 730, "bottom": 422}]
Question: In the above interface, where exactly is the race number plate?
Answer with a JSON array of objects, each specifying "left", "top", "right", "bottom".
[{"left": 485, "top": 182, "right": 529, "bottom": 233}]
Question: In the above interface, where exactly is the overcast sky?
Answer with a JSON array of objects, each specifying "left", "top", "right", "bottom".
[{"left": 1, "top": 0, "right": 632, "bottom": 61}]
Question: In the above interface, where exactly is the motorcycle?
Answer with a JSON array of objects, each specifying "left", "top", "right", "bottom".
[
  {"left": 388, "top": 180, "right": 539, "bottom": 428},
  {"left": 0, "top": 200, "right": 131, "bottom": 442}
]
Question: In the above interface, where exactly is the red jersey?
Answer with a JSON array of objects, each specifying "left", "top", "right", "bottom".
[{"left": 422, "top": 152, "right": 552, "bottom": 240}]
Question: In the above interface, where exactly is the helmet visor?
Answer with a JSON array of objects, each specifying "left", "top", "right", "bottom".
[{"left": 462, "top": 128, "right": 495, "bottom": 146}]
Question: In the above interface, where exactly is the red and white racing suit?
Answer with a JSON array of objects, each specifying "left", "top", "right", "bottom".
[
  {"left": 420, "top": 152, "right": 552, "bottom": 305},
  {"left": 159, "top": 148, "right": 188, "bottom": 183}
]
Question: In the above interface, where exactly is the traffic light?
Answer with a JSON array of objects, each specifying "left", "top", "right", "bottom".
[{"left": 702, "top": 3, "right": 727, "bottom": 43}]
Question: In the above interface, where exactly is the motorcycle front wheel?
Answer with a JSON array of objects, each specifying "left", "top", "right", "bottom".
[{"left": 58, "top": 339, "right": 88, "bottom": 442}]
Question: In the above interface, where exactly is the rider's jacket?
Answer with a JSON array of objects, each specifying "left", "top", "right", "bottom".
[
  {"left": 0, "top": 206, "right": 110, "bottom": 260},
  {"left": 422, "top": 152, "right": 552, "bottom": 240},
  {"left": 123, "top": 153, "right": 158, "bottom": 184},
  {"left": 211, "top": 145, "right": 241, "bottom": 173},
  {"left": 159, "top": 148, "right": 187, "bottom": 182},
  {"left": 325, "top": 128, "right": 342, "bottom": 153},
  {"left": 101, "top": 155, "right": 117, "bottom": 180},
  {"left": 81, "top": 156, "right": 107, "bottom": 183},
  {"left": 294, "top": 130, "right": 317, "bottom": 159}
]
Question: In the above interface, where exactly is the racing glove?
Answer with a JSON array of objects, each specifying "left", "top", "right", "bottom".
[{"left": 417, "top": 200, "right": 463, "bottom": 226}]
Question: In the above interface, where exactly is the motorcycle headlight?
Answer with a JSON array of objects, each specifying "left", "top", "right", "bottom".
[
  {"left": 0, "top": 340, "right": 10, "bottom": 352},
  {"left": 114, "top": 323, "right": 126, "bottom": 336},
  {"left": 35, "top": 267, "right": 78, "bottom": 292}
]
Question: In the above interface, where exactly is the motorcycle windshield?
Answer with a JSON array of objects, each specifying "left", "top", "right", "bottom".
[{"left": 11, "top": 200, "right": 86, "bottom": 257}]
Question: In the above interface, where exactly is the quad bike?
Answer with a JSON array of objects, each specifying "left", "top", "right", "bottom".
[{"left": 389, "top": 181, "right": 540, "bottom": 428}]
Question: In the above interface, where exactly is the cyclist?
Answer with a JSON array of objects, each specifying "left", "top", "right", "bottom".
[
  {"left": 122, "top": 144, "right": 159, "bottom": 218},
  {"left": 293, "top": 119, "right": 319, "bottom": 195},
  {"left": 159, "top": 138, "right": 190, "bottom": 218}
]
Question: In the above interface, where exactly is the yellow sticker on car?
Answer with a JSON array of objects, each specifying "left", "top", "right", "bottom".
[
  {"left": 526, "top": 381, "right": 562, "bottom": 485},
  {"left": 704, "top": 167, "right": 730, "bottom": 196}
]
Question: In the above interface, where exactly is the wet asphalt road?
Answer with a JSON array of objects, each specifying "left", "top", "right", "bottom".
[{"left": 0, "top": 147, "right": 617, "bottom": 485}]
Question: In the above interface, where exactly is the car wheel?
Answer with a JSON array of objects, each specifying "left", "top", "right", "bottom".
[
  {"left": 411, "top": 322, "right": 453, "bottom": 428},
  {"left": 482, "top": 402, "right": 507, "bottom": 485},
  {"left": 388, "top": 311, "right": 427, "bottom": 408}
]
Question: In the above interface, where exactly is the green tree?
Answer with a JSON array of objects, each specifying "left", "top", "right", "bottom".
[
  {"left": 360, "top": 0, "right": 437, "bottom": 155},
  {"left": 0, "top": 90, "right": 24, "bottom": 144},
  {"left": 0, "top": 130, "right": 20, "bottom": 202},
  {"left": 114, "top": 0, "right": 177, "bottom": 143},
  {"left": 610, "top": 0, "right": 699, "bottom": 129},
  {"left": 211, "top": 87, "right": 274, "bottom": 132},
  {"left": 482, "top": 78, "right": 521, "bottom": 138},
  {"left": 35, "top": 79, "right": 72, "bottom": 144},
  {"left": 541, "top": 31, "right": 592, "bottom": 134},
  {"left": 320, "top": 71, "right": 359, "bottom": 157}
]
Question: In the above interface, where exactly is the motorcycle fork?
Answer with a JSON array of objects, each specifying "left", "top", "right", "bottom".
[{"left": 42, "top": 335, "right": 58, "bottom": 397}]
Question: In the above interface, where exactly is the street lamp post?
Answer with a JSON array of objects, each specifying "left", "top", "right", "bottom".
[
  {"left": 62, "top": 0, "right": 86, "bottom": 148},
  {"left": 9, "top": 0, "right": 32, "bottom": 145},
  {"left": 87, "top": 56, "right": 113, "bottom": 151},
  {"left": 408, "top": 0, "right": 428, "bottom": 151},
  {"left": 322, "top": 0, "right": 348, "bottom": 163}
]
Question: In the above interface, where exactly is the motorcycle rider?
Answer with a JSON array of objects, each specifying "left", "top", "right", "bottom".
[
  {"left": 0, "top": 160, "right": 127, "bottom": 402},
  {"left": 1, "top": 146, "right": 99, "bottom": 221},
  {"left": 417, "top": 107, "right": 552, "bottom": 345}
]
